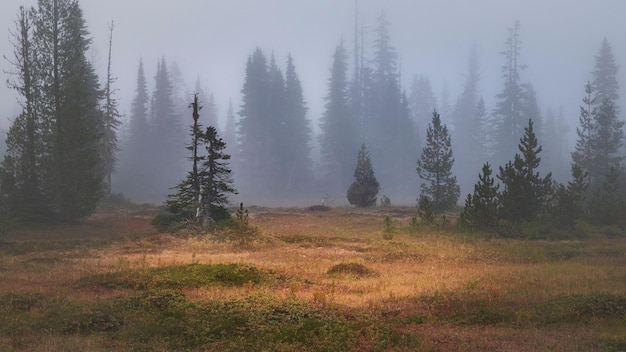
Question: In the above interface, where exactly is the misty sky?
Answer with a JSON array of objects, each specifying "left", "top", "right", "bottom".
[{"left": 1, "top": 0, "right": 625, "bottom": 144}]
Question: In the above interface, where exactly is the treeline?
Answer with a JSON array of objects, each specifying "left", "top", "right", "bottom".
[{"left": 1, "top": 2, "right": 625, "bottom": 232}]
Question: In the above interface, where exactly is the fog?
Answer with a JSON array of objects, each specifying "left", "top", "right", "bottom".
[{"left": 1, "top": 0, "right": 625, "bottom": 206}]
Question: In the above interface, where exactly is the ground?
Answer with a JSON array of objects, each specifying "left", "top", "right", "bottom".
[{"left": 0, "top": 206, "right": 624, "bottom": 351}]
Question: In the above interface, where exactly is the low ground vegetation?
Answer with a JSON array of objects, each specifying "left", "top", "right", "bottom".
[{"left": 0, "top": 206, "right": 625, "bottom": 351}]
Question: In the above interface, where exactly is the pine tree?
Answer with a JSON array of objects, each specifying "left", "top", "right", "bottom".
[
  {"left": 492, "top": 21, "right": 526, "bottom": 166},
  {"left": 571, "top": 82, "right": 597, "bottom": 186},
  {"left": 347, "top": 144, "right": 379, "bottom": 207},
  {"left": 280, "top": 54, "right": 312, "bottom": 195},
  {"left": 319, "top": 41, "right": 358, "bottom": 195},
  {"left": 237, "top": 48, "right": 272, "bottom": 196},
  {"left": 497, "top": 119, "right": 552, "bottom": 223},
  {"left": 151, "top": 58, "right": 185, "bottom": 198},
  {"left": 549, "top": 164, "right": 587, "bottom": 228},
  {"left": 417, "top": 110, "right": 460, "bottom": 211},
  {"left": 408, "top": 74, "right": 437, "bottom": 146},
  {"left": 167, "top": 97, "right": 236, "bottom": 229},
  {"left": 460, "top": 163, "right": 500, "bottom": 228},
  {"left": 116, "top": 59, "right": 152, "bottom": 202},
  {"left": 2, "top": 6, "right": 44, "bottom": 218},
  {"left": 592, "top": 98, "right": 624, "bottom": 181},
  {"left": 592, "top": 38, "right": 619, "bottom": 107}
]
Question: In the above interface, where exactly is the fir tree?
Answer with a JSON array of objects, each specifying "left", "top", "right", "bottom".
[
  {"left": 497, "top": 119, "right": 552, "bottom": 223},
  {"left": 492, "top": 21, "right": 526, "bottom": 166},
  {"left": 319, "top": 41, "right": 358, "bottom": 195},
  {"left": 571, "top": 82, "right": 597, "bottom": 186},
  {"left": 549, "top": 164, "right": 587, "bottom": 228},
  {"left": 416, "top": 110, "right": 460, "bottom": 211},
  {"left": 592, "top": 38, "right": 619, "bottom": 107},
  {"left": 460, "top": 163, "right": 500, "bottom": 228},
  {"left": 347, "top": 144, "right": 379, "bottom": 207}
]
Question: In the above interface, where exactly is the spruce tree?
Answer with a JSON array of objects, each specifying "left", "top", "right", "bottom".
[
  {"left": 497, "top": 119, "right": 552, "bottom": 223},
  {"left": 347, "top": 144, "right": 379, "bottom": 207},
  {"left": 492, "top": 21, "right": 525, "bottom": 166},
  {"left": 460, "top": 163, "right": 500, "bottom": 228},
  {"left": 416, "top": 110, "right": 460, "bottom": 211},
  {"left": 592, "top": 38, "right": 619, "bottom": 107},
  {"left": 319, "top": 41, "right": 358, "bottom": 195},
  {"left": 571, "top": 82, "right": 597, "bottom": 186},
  {"left": 549, "top": 164, "right": 587, "bottom": 228},
  {"left": 116, "top": 59, "right": 152, "bottom": 202}
]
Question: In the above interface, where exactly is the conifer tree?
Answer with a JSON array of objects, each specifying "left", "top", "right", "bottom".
[
  {"left": 347, "top": 144, "right": 379, "bottom": 207},
  {"left": 497, "top": 119, "right": 552, "bottom": 223},
  {"left": 417, "top": 110, "right": 460, "bottom": 211},
  {"left": 460, "top": 163, "right": 500, "bottom": 228},
  {"left": 571, "top": 82, "right": 597, "bottom": 185},
  {"left": 592, "top": 38, "right": 619, "bottom": 107},
  {"left": 116, "top": 59, "right": 152, "bottom": 202},
  {"left": 492, "top": 21, "right": 526, "bottom": 166},
  {"left": 549, "top": 164, "right": 587, "bottom": 228},
  {"left": 319, "top": 41, "right": 358, "bottom": 195}
]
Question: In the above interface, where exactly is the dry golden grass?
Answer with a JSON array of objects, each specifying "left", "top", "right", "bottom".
[{"left": 1, "top": 206, "right": 625, "bottom": 351}]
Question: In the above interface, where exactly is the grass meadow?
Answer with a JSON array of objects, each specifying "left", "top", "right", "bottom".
[{"left": 0, "top": 206, "right": 625, "bottom": 351}]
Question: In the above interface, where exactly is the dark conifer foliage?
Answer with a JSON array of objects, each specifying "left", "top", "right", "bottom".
[
  {"left": 548, "top": 164, "right": 588, "bottom": 228},
  {"left": 417, "top": 110, "right": 460, "bottom": 211},
  {"left": 347, "top": 144, "right": 379, "bottom": 207},
  {"left": 2, "top": 0, "right": 103, "bottom": 221},
  {"left": 167, "top": 95, "right": 236, "bottom": 228},
  {"left": 497, "top": 119, "right": 552, "bottom": 223},
  {"left": 460, "top": 163, "right": 499, "bottom": 229}
]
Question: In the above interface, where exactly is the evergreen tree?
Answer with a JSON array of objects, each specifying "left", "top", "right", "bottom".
[
  {"left": 492, "top": 21, "right": 526, "bottom": 166},
  {"left": 100, "top": 21, "right": 122, "bottom": 195},
  {"left": 347, "top": 144, "right": 379, "bottom": 207},
  {"left": 281, "top": 54, "right": 312, "bottom": 195},
  {"left": 497, "top": 119, "right": 552, "bottom": 223},
  {"left": 592, "top": 98, "right": 624, "bottom": 181},
  {"left": 237, "top": 48, "right": 271, "bottom": 196},
  {"left": 116, "top": 59, "right": 152, "bottom": 202},
  {"left": 167, "top": 96, "right": 236, "bottom": 228},
  {"left": 592, "top": 38, "right": 619, "bottom": 107},
  {"left": 416, "top": 110, "right": 460, "bottom": 211},
  {"left": 571, "top": 82, "right": 597, "bottom": 186},
  {"left": 150, "top": 58, "right": 185, "bottom": 198},
  {"left": 451, "top": 47, "right": 484, "bottom": 196},
  {"left": 543, "top": 107, "right": 568, "bottom": 182},
  {"left": 223, "top": 99, "right": 238, "bottom": 156},
  {"left": 460, "top": 163, "right": 500, "bottom": 228},
  {"left": 319, "top": 41, "right": 358, "bottom": 195},
  {"left": 408, "top": 74, "right": 437, "bottom": 145},
  {"left": 588, "top": 166, "right": 624, "bottom": 226},
  {"left": 6, "top": 0, "right": 104, "bottom": 220},
  {"left": 2, "top": 6, "right": 44, "bottom": 218},
  {"left": 549, "top": 164, "right": 587, "bottom": 228}
]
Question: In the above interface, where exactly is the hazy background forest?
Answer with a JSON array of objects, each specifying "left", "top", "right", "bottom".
[{"left": 1, "top": 0, "right": 625, "bottom": 207}]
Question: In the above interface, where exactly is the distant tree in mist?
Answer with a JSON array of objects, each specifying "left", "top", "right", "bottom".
[
  {"left": 319, "top": 41, "right": 358, "bottom": 195},
  {"left": 361, "top": 10, "right": 417, "bottom": 198},
  {"left": 451, "top": 47, "right": 485, "bottom": 196},
  {"left": 417, "top": 110, "right": 460, "bottom": 211},
  {"left": 237, "top": 48, "right": 312, "bottom": 199},
  {"left": 592, "top": 38, "right": 619, "bottom": 107},
  {"left": 542, "top": 107, "right": 568, "bottom": 182},
  {"left": 347, "top": 144, "right": 379, "bottom": 207},
  {"left": 409, "top": 74, "right": 437, "bottom": 146},
  {"left": 223, "top": 99, "right": 238, "bottom": 156},
  {"left": 115, "top": 59, "right": 153, "bottom": 202},
  {"left": 492, "top": 21, "right": 526, "bottom": 167},
  {"left": 150, "top": 58, "right": 186, "bottom": 197}
]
